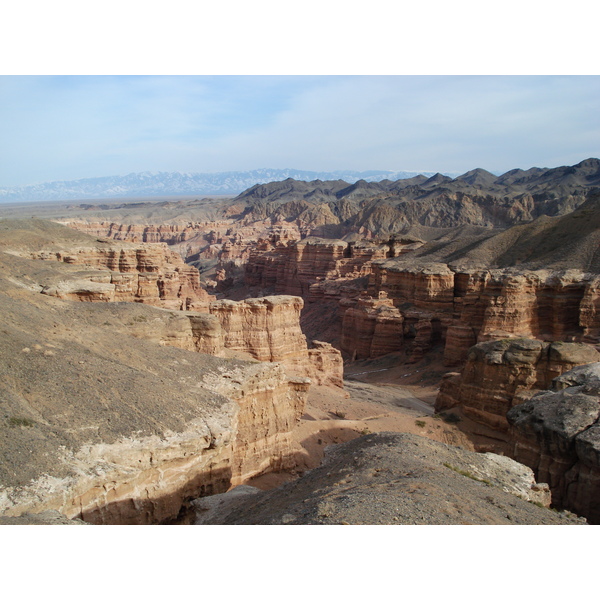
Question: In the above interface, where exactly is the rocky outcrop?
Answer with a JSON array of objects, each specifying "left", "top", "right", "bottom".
[
  {"left": 0, "top": 313, "right": 308, "bottom": 525},
  {"left": 2, "top": 360, "right": 309, "bottom": 525},
  {"left": 207, "top": 296, "right": 307, "bottom": 365},
  {"left": 443, "top": 269, "right": 600, "bottom": 366},
  {"left": 307, "top": 341, "right": 344, "bottom": 388},
  {"left": 245, "top": 237, "right": 389, "bottom": 297},
  {"left": 18, "top": 241, "right": 213, "bottom": 310},
  {"left": 508, "top": 363, "right": 600, "bottom": 523},
  {"left": 192, "top": 432, "right": 582, "bottom": 525},
  {"left": 340, "top": 294, "right": 404, "bottom": 359},
  {"left": 435, "top": 339, "right": 600, "bottom": 430},
  {"left": 202, "top": 363, "right": 309, "bottom": 486},
  {"left": 63, "top": 221, "right": 205, "bottom": 244},
  {"left": 200, "top": 296, "right": 343, "bottom": 387}
]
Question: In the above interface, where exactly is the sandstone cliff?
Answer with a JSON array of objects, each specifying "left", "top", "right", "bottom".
[
  {"left": 507, "top": 363, "right": 600, "bottom": 523},
  {"left": 203, "top": 296, "right": 343, "bottom": 387},
  {"left": 245, "top": 237, "right": 389, "bottom": 296},
  {"left": 339, "top": 261, "right": 600, "bottom": 365},
  {"left": 0, "top": 221, "right": 343, "bottom": 390},
  {"left": 435, "top": 338, "right": 600, "bottom": 430}
]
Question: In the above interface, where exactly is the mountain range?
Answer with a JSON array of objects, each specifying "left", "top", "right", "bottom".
[{"left": 0, "top": 168, "right": 460, "bottom": 203}]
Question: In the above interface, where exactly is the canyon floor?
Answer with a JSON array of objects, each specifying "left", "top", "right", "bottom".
[{"left": 246, "top": 349, "right": 499, "bottom": 493}]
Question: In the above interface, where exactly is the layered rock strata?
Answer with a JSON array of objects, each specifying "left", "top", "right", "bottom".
[
  {"left": 2, "top": 360, "right": 309, "bottom": 525},
  {"left": 17, "top": 242, "right": 213, "bottom": 310},
  {"left": 202, "top": 296, "right": 343, "bottom": 387},
  {"left": 245, "top": 237, "right": 390, "bottom": 297},
  {"left": 202, "top": 363, "right": 309, "bottom": 486},
  {"left": 507, "top": 363, "right": 600, "bottom": 523},
  {"left": 341, "top": 262, "right": 600, "bottom": 364},
  {"left": 340, "top": 295, "right": 404, "bottom": 359},
  {"left": 435, "top": 339, "right": 600, "bottom": 430}
]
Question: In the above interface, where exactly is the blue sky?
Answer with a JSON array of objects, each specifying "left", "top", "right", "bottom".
[{"left": 1, "top": 75, "right": 599, "bottom": 187}]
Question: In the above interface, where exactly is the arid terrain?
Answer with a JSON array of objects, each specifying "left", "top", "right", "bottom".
[{"left": 2, "top": 158, "right": 600, "bottom": 525}]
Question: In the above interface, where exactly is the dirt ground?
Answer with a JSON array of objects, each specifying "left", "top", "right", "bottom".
[{"left": 247, "top": 348, "right": 486, "bottom": 490}]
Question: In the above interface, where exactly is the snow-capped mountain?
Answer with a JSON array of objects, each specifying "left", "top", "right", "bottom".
[{"left": 0, "top": 168, "right": 456, "bottom": 202}]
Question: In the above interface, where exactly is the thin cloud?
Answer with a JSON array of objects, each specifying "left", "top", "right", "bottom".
[{"left": 0, "top": 75, "right": 598, "bottom": 186}]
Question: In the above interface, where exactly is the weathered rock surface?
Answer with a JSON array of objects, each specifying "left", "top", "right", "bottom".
[
  {"left": 193, "top": 433, "right": 582, "bottom": 525},
  {"left": 508, "top": 363, "right": 600, "bottom": 523},
  {"left": 245, "top": 237, "right": 389, "bottom": 297},
  {"left": 198, "top": 296, "right": 343, "bottom": 387},
  {"left": 436, "top": 339, "right": 600, "bottom": 430},
  {"left": 341, "top": 294, "right": 404, "bottom": 359},
  {"left": 0, "top": 221, "right": 343, "bottom": 390},
  {"left": 0, "top": 510, "right": 88, "bottom": 525},
  {"left": 208, "top": 296, "right": 307, "bottom": 365}
]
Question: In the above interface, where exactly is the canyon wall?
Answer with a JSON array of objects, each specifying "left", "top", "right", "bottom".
[
  {"left": 13, "top": 236, "right": 344, "bottom": 391},
  {"left": 0, "top": 221, "right": 337, "bottom": 525},
  {"left": 244, "top": 237, "right": 422, "bottom": 299},
  {"left": 203, "top": 296, "right": 343, "bottom": 387},
  {"left": 435, "top": 338, "right": 600, "bottom": 430},
  {"left": 341, "top": 262, "right": 600, "bottom": 364},
  {"left": 1, "top": 361, "right": 309, "bottom": 525},
  {"left": 507, "top": 363, "right": 600, "bottom": 523}
]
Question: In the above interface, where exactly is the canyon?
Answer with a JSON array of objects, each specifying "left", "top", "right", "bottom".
[{"left": 2, "top": 158, "right": 600, "bottom": 524}]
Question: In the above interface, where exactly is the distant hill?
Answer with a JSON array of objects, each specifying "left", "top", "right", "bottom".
[
  {"left": 0, "top": 168, "right": 457, "bottom": 203},
  {"left": 228, "top": 158, "right": 600, "bottom": 235}
]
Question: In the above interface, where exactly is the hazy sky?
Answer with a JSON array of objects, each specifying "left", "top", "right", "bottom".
[{"left": 1, "top": 75, "right": 598, "bottom": 187}]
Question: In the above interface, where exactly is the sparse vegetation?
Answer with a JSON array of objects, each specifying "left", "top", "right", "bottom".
[
  {"left": 7, "top": 416, "right": 35, "bottom": 428},
  {"left": 415, "top": 420, "right": 426, "bottom": 428}
]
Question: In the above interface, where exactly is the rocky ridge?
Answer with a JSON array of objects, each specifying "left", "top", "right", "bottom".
[
  {"left": 192, "top": 432, "right": 582, "bottom": 525},
  {"left": 0, "top": 219, "right": 213, "bottom": 311},
  {"left": 0, "top": 220, "right": 342, "bottom": 389}
]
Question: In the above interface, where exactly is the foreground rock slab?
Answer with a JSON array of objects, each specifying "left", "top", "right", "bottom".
[
  {"left": 193, "top": 433, "right": 583, "bottom": 525},
  {"left": 508, "top": 363, "right": 600, "bottom": 524}
]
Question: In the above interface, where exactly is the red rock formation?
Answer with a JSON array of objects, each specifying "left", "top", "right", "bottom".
[
  {"left": 200, "top": 363, "right": 310, "bottom": 487},
  {"left": 308, "top": 341, "right": 344, "bottom": 388},
  {"left": 2, "top": 362, "right": 310, "bottom": 525},
  {"left": 339, "top": 262, "right": 600, "bottom": 367},
  {"left": 443, "top": 269, "right": 598, "bottom": 366},
  {"left": 435, "top": 338, "right": 600, "bottom": 431},
  {"left": 24, "top": 242, "right": 214, "bottom": 310},
  {"left": 203, "top": 296, "right": 343, "bottom": 387},
  {"left": 208, "top": 296, "right": 308, "bottom": 365},
  {"left": 341, "top": 295, "right": 404, "bottom": 359},
  {"left": 245, "top": 237, "right": 387, "bottom": 297}
]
